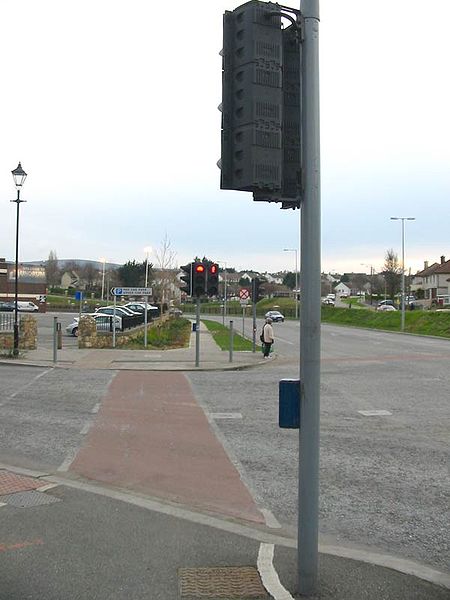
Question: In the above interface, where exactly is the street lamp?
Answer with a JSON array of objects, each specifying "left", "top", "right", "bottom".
[
  {"left": 360, "top": 263, "right": 374, "bottom": 305},
  {"left": 144, "top": 246, "right": 152, "bottom": 288},
  {"left": 284, "top": 248, "right": 299, "bottom": 319},
  {"left": 390, "top": 217, "right": 415, "bottom": 331},
  {"left": 100, "top": 257, "right": 106, "bottom": 301},
  {"left": 10, "top": 162, "right": 27, "bottom": 357}
]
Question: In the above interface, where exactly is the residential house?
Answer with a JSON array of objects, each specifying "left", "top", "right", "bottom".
[{"left": 411, "top": 256, "right": 450, "bottom": 299}]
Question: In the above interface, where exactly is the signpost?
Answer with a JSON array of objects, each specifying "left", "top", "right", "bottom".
[{"left": 110, "top": 287, "right": 153, "bottom": 348}]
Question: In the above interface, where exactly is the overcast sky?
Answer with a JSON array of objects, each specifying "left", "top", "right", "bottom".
[{"left": 1, "top": 0, "right": 449, "bottom": 275}]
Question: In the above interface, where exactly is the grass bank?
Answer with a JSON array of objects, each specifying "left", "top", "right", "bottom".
[
  {"left": 202, "top": 319, "right": 256, "bottom": 351},
  {"left": 125, "top": 317, "right": 191, "bottom": 349},
  {"left": 321, "top": 306, "right": 450, "bottom": 338}
]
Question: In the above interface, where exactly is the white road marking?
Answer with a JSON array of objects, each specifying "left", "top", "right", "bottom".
[
  {"left": 37, "top": 483, "right": 59, "bottom": 492},
  {"left": 276, "top": 337, "right": 295, "bottom": 345},
  {"left": 358, "top": 410, "right": 392, "bottom": 416},
  {"left": 261, "top": 508, "right": 282, "bottom": 529},
  {"left": 257, "top": 543, "right": 295, "bottom": 600},
  {"left": 209, "top": 412, "right": 243, "bottom": 419},
  {"left": 57, "top": 449, "right": 78, "bottom": 472},
  {"left": 80, "top": 423, "right": 90, "bottom": 435},
  {"left": 8, "top": 368, "right": 53, "bottom": 399},
  {"left": 91, "top": 403, "right": 101, "bottom": 414}
]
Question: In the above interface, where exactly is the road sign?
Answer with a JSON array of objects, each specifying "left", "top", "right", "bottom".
[
  {"left": 110, "top": 287, "right": 152, "bottom": 296},
  {"left": 239, "top": 288, "right": 250, "bottom": 300}
]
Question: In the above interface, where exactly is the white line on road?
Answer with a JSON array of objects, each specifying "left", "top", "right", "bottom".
[
  {"left": 91, "top": 403, "right": 101, "bottom": 414},
  {"left": 209, "top": 412, "right": 243, "bottom": 419},
  {"left": 8, "top": 368, "right": 53, "bottom": 399},
  {"left": 358, "top": 410, "right": 392, "bottom": 416},
  {"left": 57, "top": 449, "right": 78, "bottom": 472},
  {"left": 257, "top": 543, "right": 295, "bottom": 600},
  {"left": 276, "top": 337, "right": 295, "bottom": 345},
  {"left": 80, "top": 423, "right": 91, "bottom": 435}
]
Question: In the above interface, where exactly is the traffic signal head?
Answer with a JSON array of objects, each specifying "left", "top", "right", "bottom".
[
  {"left": 207, "top": 263, "right": 219, "bottom": 297},
  {"left": 252, "top": 277, "right": 265, "bottom": 302},
  {"left": 193, "top": 262, "right": 206, "bottom": 297},
  {"left": 180, "top": 263, "right": 193, "bottom": 296}
]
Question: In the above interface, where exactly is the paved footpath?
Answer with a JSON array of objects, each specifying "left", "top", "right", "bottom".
[{"left": 1, "top": 326, "right": 449, "bottom": 598}]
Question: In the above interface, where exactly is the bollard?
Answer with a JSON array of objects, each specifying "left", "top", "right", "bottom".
[
  {"left": 229, "top": 320, "right": 234, "bottom": 363},
  {"left": 57, "top": 322, "right": 62, "bottom": 349}
]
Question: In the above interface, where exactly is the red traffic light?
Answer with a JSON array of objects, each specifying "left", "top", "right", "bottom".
[
  {"left": 209, "top": 264, "right": 218, "bottom": 274},
  {"left": 195, "top": 264, "right": 205, "bottom": 273}
]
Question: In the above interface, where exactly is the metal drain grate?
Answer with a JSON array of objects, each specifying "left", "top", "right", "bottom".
[
  {"left": 1, "top": 490, "right": 61, "bottom": 508},
  {"left": 179, "top": 566, "right": 268, "bottom": 598}
]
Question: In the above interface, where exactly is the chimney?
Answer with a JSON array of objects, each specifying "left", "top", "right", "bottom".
[
  {"left": 424, "top": 261, "right": 428, "bottom": 269},
  {"left": 441, "top": 255, "right": 445, "bottom": 264}
]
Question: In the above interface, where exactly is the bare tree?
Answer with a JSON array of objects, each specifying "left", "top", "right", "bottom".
[
  {"left": 154, "top": 234, "right": 178, "bottom": 313},
  {"left": 45, "top": 250, "right": 60, "bottom": 288},
  {"left": 382, "top": 249, "right": 402, "bottom": 300}
]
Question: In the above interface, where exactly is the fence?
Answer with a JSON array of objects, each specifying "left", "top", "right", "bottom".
[{"left": 0, "top": 313, "right": 14, "bottom": 332}]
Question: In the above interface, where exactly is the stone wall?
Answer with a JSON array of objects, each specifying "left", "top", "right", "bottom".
[
  {"left": 0, "top": 315, "right": 37, "bottom": 352},
  {"left": 78, "top": 315, "right": 167, "bottom": 349}
]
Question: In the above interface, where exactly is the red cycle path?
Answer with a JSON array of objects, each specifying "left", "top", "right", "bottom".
[{"left": 70, "top": 371, "right": 264, "bottom": 524}]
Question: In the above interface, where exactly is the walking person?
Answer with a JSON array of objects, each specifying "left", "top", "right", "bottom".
[{"left": 262, "top": 317, "right": 274, "bottom": 358}]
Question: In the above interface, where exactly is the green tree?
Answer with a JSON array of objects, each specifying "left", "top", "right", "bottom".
[
  {"left": 117, "top": 260, "right": 149, "bottom": 287},
  {"left": 45, "top": 250, "right": 60, "bottom": 288},
  {"left": 283, "top": 271, "right": 296, "bottom": 289}
]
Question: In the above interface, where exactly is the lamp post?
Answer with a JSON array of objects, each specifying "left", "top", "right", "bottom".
[
  {"left": 360, "top": 263, "right": 374, "bottom": 305},
  {"left": 390, "top": 217, "right": 415, "bottom": 330},
  {"left": 284, "top": 248, "right": 299, "bottom": 319},
  {"left": 217, "top": 260, "right": 228, "bottom": 325},
  {"left": 10, "top": 162, "right": 27, "bottom": 357},
  {"left": 144, "top": 246, "right": 152, "bottom": 288},
  {"left": 100, "top": 257, "right": 106, "bottom": 301}
]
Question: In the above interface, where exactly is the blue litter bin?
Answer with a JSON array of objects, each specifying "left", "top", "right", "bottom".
[
  {"left": 279, "top": 379, "right": 300, "bottom": 428},
  {"left": 192, "top": 323, "right": 197, "bottom": 332}
]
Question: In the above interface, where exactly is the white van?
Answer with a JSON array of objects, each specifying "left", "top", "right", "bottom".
[{"left": 16, "top": 301, "right": 39, "bottom": 312}]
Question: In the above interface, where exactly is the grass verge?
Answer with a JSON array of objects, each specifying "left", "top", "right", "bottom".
[
  {"left": 321, "top": 306, "right": 450, "bottom": 338},
  {"left": 124, "top": 317, "right": 191, "bottom": 349},
  {"left": 202, "top": 319, "right": 256, "bottom": 351}
]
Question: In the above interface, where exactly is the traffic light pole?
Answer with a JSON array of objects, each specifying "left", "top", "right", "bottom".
[
  {"left": 252, "top": 278, "right": 257, "bottom": 352},
  {"left": 195, "top": 297, "right": 200, "bottom": 367},
  {"left": 298, "top": 0, "right": 321, "bottom": 596}
]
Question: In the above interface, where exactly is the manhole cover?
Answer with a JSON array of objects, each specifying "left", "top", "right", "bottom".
[
  {"left": 179, "top": 566, "right": 268, "bottom": 598},
  {"left": 1, "top": 490, "right": 61, "bottom": 508}
]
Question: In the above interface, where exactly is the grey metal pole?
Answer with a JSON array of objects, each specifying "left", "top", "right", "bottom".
[
  {"left": 13, "top": 191, "right": 21, "bottom": 356},
  {"left": 299, "top": 0, "right": 321, "bottom": 595},
  {"left": 113, "top": 295, "right": 117, "bottom": 348},
  {"left": 252, "top": 281, "right": 256, "bottom": 353},
  {"left": 53, "top": 316, "right": 58, "bottom": 363},
  {"left": 401, "top": 219, "right": 405, "bottom": 330},
  {"left": 195, "top": 298, "right": 200, "bottom": 367},
  {"left": 144, "top": 295, "right": 148, "bottom": 348},
  {"left": 229, "top": 320, "right": 234, "bottom": 363}
]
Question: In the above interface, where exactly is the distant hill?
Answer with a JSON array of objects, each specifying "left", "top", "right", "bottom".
[{"left": 24, "top": 259, "right": 121, "bottom": 270}]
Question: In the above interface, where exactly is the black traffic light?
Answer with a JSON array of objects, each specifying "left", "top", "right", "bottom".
[
  {"left": 220, "top": 1, "right": 283, "bottom": 193},
  {"left": 180, "top": 263, "right": 193, "bottom": 296},
  {"left": 193, "top": 262, "right": 206, "bottom": 297},
  {"left": 207, "top": 263, "right": 219, "bottom": 297},
  {"left": 252, "top": 277, "right": 265, "bottom": 302}
]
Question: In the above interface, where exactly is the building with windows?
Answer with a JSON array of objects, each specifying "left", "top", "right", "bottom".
[{"left": 0, "top": 258, "right": 47, "bottom": 310}]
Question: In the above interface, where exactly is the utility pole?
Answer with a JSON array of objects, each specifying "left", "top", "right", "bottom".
[{"left": 299, "top": 0, "right": 321, "bottom": 595}]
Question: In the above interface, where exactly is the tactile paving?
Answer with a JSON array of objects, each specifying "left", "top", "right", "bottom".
[
  {"left": 178, "top": 566, "right": 268, "bottom": 598},
  {"left": 0, "top": 471, "right": 49, "bottom": 496}
]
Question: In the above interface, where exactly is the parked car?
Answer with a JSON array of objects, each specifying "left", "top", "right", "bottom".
[
  {"left": 322, "top": 298, "right": 335, "bottom": 306},
  {"left": 0, "top": 301, "right": 14, "bottom": 312},
  {"left": 377, "top": 299, "right": 394, "bottom": 307},
  {"left": 376, "top": 304, "right": 397, "bottom": 312},
  {"left": 169, "top": 307, "right": 183, "bottom": 316},
  {"left": 265, "top": 310, "right": 285, "bottom": 322},
  {"left": 66, "top": 313, "right": 122, "bottom": 337},
  {"left": 17, "top": 301, "right": 39, "bottom": 312},
  {"left": 124, "top": 302, "right": 160, "bottom": 318},
  {"left": 95, "top": 306, "right": 140, "bottom": 318}
]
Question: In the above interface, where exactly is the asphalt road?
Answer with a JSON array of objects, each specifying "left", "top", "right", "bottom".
[{"left": 1, "top": 316, "right": 449, "bottom": 573}]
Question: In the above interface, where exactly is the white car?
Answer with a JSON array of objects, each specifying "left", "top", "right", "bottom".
[
  {"left": 66, "top": 313, "right": 122, "bottom": 337},
  {"left": 376, "top": 304, "right": 397, "bottom": 312}
]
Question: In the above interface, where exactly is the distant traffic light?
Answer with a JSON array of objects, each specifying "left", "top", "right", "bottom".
[
  {"left": 193, "top": 262, "right": 206, "bottom": 297},
  {"left": 180, "top": 263, "right": 193, "bottom": 296},
  {"left": 207, "top": 263, "right": 219, "bottom": 297},
  {"left": 252, "top": 277, "right": 265, "bottom": 302}
]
